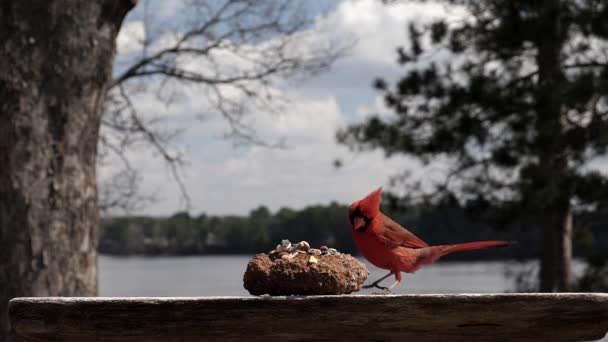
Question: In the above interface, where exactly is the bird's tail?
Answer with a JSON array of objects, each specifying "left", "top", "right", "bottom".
[
  {"left": 414, "top": 241, "right": 513, "bottom": 269},
  {"left": 439, "top": 240, "right": 512, "bottom": 256}
]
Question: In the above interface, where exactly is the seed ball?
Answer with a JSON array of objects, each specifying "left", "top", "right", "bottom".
[
  {"left": 320, "top": 246, "right": 328, "bottom": 252},
  {"left": 298, "top": 241, "right": 310, "bottom": 252}
]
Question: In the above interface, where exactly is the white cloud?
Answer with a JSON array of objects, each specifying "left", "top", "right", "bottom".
[
  {"left": 322, "top": 0, "right": 464, "bottom": 65},
  {"left": 355, "top": 94, "right": 395, "bottom": 120},
  {"left": 147, "top": 97, "right": 413, "bottom": 215},
  {"left": 116, "top": 21, "right": 144, "bottom": 56},
  {"left": 104, "top": 0, "right": 461, "bottom": 215}
]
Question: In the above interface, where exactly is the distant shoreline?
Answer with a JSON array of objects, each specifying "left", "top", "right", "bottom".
[
  {"left": 100, "top": 205, "right": 608, "bottom": 261},
  {"left": 98, "top": 253, "right": 586, "bottom": 263}
]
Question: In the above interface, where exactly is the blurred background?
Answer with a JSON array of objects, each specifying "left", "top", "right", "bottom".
[
  {"left": 7, "top": 1, "right": 608, "bottom": 340},
  {"left": 95, "top": 0, "right": 608, "bottom": 296},
  {"left": 3, "top": 0, "right": 608, "bottom": 317}
]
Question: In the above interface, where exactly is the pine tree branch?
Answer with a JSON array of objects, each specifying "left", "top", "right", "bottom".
[{"left": 564, "top": 62, "right": 608, "bottom": 69}]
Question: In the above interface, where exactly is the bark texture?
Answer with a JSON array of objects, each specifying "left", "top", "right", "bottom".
[
  {"left": 540, "top": 206, "right": 573, "bottom": 292},
  {"left": 557, "top": 207, "right": 573, "bottom": 290},
  {"left": 9, "top": 294, "right": 608, "bottom": 341},
  {"left": 536, "top": 0, "right": 572, "bottom": 292},
  {"left": 0, "top": 1, "right": 134, "bottom": 340}
]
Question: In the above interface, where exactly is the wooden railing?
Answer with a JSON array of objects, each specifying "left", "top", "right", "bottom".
[{"left": 9, "top": 293, "right": 608, "bottom": 341}]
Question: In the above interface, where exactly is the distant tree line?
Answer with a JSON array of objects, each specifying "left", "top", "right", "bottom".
[{"left": 100, "top": 202, "right": 608, "bottom": 261}]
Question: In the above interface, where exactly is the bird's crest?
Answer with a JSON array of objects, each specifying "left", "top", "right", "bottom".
[{"left": 355, "top": 187, "right": 382, "bottom": 219}]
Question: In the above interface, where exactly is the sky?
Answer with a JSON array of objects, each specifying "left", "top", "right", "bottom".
[{"left": 100, "top": 0, "right": 463, "bottom": 216}]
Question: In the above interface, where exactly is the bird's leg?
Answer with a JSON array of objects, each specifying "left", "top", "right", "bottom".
[
  {"left": 381, "top": 272, "right": 402, "bottom": 294},
  {"left": 363, "top": 271, "right": 393, "bottom": 290}
]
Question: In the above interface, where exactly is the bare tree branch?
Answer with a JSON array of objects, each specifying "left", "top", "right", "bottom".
[{"left": 98, "top": 0, "right": 350, "bottom": 212}]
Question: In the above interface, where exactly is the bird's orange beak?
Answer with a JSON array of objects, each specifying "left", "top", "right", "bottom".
[{"left": 353, "top": 216, "right": 366, "bottom": 231}]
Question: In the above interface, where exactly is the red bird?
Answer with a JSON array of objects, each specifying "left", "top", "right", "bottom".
[{"left": 349, "top": 187, "right": 511, "bottom": 291}]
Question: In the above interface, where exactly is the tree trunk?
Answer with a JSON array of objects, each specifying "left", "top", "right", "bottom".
[
  {"left": 536, "top": 0, "right": 571, "bottom": 292},
  {"left": 540, "top": 204, "right": 573, "bottom": 292},
  {"left": 0, "top": 1, "right": 134, "bottom": 340},
  {"left": 555, "top": 205, "right": 573, "bottom": 290},
  {"left": 539, "top": 221, "right": 556, "bottom": 292}
]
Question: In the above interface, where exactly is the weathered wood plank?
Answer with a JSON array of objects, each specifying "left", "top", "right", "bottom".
[{"left": 9, "top": 294, "right": 608, "bottom": 342}]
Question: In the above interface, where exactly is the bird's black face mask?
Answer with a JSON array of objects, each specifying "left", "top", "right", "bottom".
[{"left": 350, "top": 207, "right": 371, "bottom": 232}]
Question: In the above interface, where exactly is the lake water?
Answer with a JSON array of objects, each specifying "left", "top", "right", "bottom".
[{"left": 99, "top": 255, "right": 587, "bottom": 296}]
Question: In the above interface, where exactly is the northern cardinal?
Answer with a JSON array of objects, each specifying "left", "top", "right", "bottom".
[{"left": 349, "top": 187, "right": 511, "bottom": 291}]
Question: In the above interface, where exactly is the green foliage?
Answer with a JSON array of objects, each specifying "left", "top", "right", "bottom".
[
  {"left": 99, "top": 204, "right": 354, "bottom": 255},
  {"left": 337, "top": 0, "right": 608, "bottom": 291},
  {"left": 99, "top": 202, "right": 608, "bottom": 262},
  {"left": 337, "top": 0, "right": 608, "bottom": 216}
]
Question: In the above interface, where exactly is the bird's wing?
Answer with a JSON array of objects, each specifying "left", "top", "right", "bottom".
[{"left": 376, "top": 214, "right": 429, "bottom": 249}]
